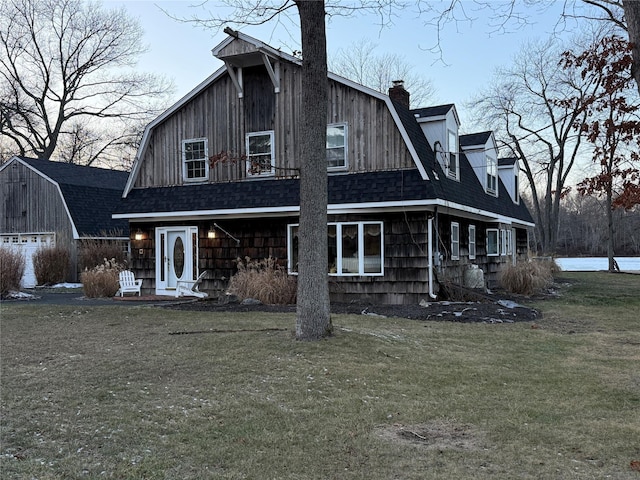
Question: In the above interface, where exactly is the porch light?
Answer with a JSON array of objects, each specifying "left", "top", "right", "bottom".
[
  {"left": 207, "top": 226, "right": 216, "bottom": 239},
  {"left": 134, "top": 229, "right": 144, "bottom": 241}
]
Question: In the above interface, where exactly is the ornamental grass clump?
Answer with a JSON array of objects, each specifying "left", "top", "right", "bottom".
[
  {"left": 33, "top": 244, "right": 70, "bottom": 285},
  {"left": 227, "top": 256, "right": 297, "bottom": 305},
  {"left": 81, "top": 258, "right": 124, "bottom": 298},
  {"left": 0, "top": 247, "right": 25, "bottom": 295},
  {"left": 499, "top": 260, "right": 556, "bottom": 295},
  {"left": 79, "top": 237, "right": 127, "bottom": 271}
]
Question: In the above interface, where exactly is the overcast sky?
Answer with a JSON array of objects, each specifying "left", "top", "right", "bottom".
[{"left": 106, "top": 1, "right": 576, "bottom": 127}]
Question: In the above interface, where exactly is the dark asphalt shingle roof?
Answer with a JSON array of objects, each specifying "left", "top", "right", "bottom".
[
  {"left": 17, "top": 156, "right": 129, "bottom": 236},
  {"left": 116, "top": 100, "right": 533, "bottom": 225},
  {"left": 114, "top": 169, "right": 438, "bottom": 215},
  {"left": 412, "top": 104, "right": 455, "bottom": 119},
  {"left": 460, "top": 131, "right": 492, "bottom": 147}
]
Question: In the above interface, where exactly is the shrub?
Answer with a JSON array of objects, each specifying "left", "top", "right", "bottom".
[
  {"left": 0, "top": 248, "right": 26, "bottom": 295},
  {"left": 227, "top": 256, "right": 297, "bottom": 305},
  {"left": 79, "top": 238, "right": 127, "bottom": 271},
  {"left": 81, "top": 258, "right": 124, "bottom": 298},
  {"left": 499, "top": 260, "right": 556, "bottom": 295},
  {"left": 33, "top": 244, "right": 70, "bottom": 285}
]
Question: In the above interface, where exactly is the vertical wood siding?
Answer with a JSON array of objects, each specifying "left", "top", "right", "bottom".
[
  {"left": 134, "top": 62, "right": 416, "bottom": 189},
  {"left": 0, "top": 161, "right": 78, "bottom": 280}
]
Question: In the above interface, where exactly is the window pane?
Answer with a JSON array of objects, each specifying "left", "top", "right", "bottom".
[
  {"left": 186, "top": 160, "right": 206, "bottom": 179},
  {"left": 363, "top": 223, "right": 382, "bottom": 273},
  {"left": 290, "top": 225, "right": 299, "bottom": 273},
  {"left": 328, "top": 224, "right": 337, "bottom": 274},
  {"left": 326, "top": 147, "right": 345, "bottom": 168},
  {"left": 185, "top": 141, "right": 205, "bottom": 161},
  {"left": 341, "top": 224, "right": 358, "bottom": 273},
  {"left": 487, "top": 230, "right": 498, "bottom": 255},
  {"left": 249, "top": 134, "right": 271, "bottom": 154},
  {"left": 326, "top": 125, "right": 345, "bottom": 148}
]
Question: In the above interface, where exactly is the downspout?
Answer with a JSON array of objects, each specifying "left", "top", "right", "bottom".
[{"left": 428, "top": 214, "right": 438, "bottom": 299}]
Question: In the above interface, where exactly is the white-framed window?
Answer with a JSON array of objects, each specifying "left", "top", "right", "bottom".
[
  {"left": 507, "top": 229, "right": 513, "bottom": 255},
  {"left": 451, "top": 222, "right": 460, "bottom": 260},
  {"left": 500, "top": 229, "right": 508, "bottom": 256},
  {"left": 447, "top": 129, "right": 458, "bottom": 179},
  {"left": 487, "top": 229, "right": 499, "bottom": 256},
  {"left": 182, "top": 138, "right": 209, "bottom": 182},
  {"left": 469, "top": 224, "right": 476, "bottom": 260},
  {"left": 288, "top": 221, "right": 383, "bottom": 276},
  {"left": 327, "top": 123, "right": 347, "bottom": 170},
  {"left": 486, "top": 155, "right": 497, "bottom": 195},
  {"left": 246, "top": 131, "right": 275, "bottom": 176}
]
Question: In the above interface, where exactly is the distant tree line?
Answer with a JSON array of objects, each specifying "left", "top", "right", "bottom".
[{"left": 527, "top": 193, "right": 640, "bottom": 256}]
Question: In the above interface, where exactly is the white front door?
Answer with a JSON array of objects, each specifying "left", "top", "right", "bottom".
[{"left": 156, "top": 226, "right": 198, "bottom": 295}]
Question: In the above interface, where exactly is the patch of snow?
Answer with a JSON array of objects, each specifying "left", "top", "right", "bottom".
[
  {"left": 50, "top": 282, "right": 83, "bottom": 289},
  {"left": 497, "top": 300, "right": 522, "bottom": 309},
  {"left": 4, "top": 290, "right": 38, "bottom": 299}
]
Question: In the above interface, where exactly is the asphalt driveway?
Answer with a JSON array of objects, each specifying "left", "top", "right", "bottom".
[{"left": 1, "top": 289, "right": 190, "bottom": 307}]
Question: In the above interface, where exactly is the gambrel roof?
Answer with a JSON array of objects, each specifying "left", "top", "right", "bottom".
[
  {"left": 115, "top": 31, "right": 533, "bottom": 229},
  {"left": 5, "top": 156, "right": 129, "bottom": 237}
]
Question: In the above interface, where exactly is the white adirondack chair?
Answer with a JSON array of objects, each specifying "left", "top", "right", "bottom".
[
  {"left": 176, "top": 270, "right": 208, "bottom": 298},
  {"left": 117, "top": 270, "right": 142, "bottom": 297}
]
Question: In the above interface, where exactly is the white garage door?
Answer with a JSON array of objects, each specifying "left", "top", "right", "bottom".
[{"left": 1, "top": 233, "right": 56, "bottom": 288}]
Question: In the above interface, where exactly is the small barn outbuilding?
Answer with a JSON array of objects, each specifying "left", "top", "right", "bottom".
[{"left": 0, "top": 156, "right": 129, "bottom": 287}]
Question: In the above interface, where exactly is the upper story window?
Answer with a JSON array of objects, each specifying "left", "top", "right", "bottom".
[
  {"left": 486, "top": 155, "right": 497, "bottom": 195},
  {"left": 182, "top": 138, "right": 208, "bottom": 182},
  {"left": 246, "top": 131, "right": 275, "bottom": 176},
  {"left": 514, "top": 169, "right": 520, "bottom": 203},
  {"left": 447, "top": 129, "right": 458, "bottom": 179},
  {"left": 327, "top": 123, "right": 347, "bottom": 170},
  {"left": 450, "top": 222, "right": 460, "bottom": 260}
]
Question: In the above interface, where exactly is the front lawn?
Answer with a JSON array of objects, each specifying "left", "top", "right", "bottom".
[{"left": 1, "top": 272, "right": 639, "bottom": 479}]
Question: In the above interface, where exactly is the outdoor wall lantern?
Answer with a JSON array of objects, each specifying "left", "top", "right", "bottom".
[{"left": 134, "top": 229, "right": 144, "bottom": 241}]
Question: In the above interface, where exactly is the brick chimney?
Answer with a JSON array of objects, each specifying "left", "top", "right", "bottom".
[{"left": 388, "top": 80, "right": 410, "bottom": 108}]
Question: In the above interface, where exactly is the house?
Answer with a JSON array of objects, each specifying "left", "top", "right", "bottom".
[
  {"left": 112, "top": 30, "right": 534, "bottom": 304},
  {"left": 0, "top": 156, "right": 129, "bottom": 287}
]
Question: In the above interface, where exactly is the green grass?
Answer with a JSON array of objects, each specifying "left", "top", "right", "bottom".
[{"left": 1, "top": 272, "right": 639, "bottom": 479}]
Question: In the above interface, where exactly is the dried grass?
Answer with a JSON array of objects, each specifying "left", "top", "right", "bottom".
[
  {"left": 499, "top": 260, "right": 556, "bottom": 295},
  {"left": 32, "top": 244, "right": 70, "bottom": 285},
  {"left": 81, "top": 258, "right": 125, "bottom": 298},
  {"left": 79, "top": 237, "right": 127, "bottom": 271},
  {"left": 227, "top": 256, "right": 297, "bottom": 304},
  {"left": 0, "top": 247, "right": 25, "bottom": 294}
]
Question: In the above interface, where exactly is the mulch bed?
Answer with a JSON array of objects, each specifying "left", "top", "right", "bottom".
[{"left": 165, "top": 288, "right": 544, "bottom": 324}]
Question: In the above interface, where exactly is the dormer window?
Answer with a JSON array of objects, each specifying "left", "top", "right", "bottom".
[
  {"left": 447, "top": 129, "right": 458, "bottom": 179},
  {"left": 514, "top": 168, "right": 520, "bottom": 203},
  {"left": 486, "top": 155, "right": 497, "bottom": 195},
  {"left": 182, "top": 138, "right": 209, "bottom": 182}
]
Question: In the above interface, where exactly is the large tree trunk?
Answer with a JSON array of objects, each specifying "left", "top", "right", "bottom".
[
  {"left": 623, "top": 0, "right": 640, "bottom": 94},
  {"left": 294, "top": 0, "right": 332, "bottom": 340}
]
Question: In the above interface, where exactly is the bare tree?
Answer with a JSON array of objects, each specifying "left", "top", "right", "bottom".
[
  {"left": 562, "top": 35, "right": 640, "bottom": 271},
  {"left": 330, "top": 38, "right": 436, "bottom": 107},
  {"left": 470, "top": 35, "right": 602, "bottom": 254},
  {"left": 0, "top": 0, "right": 172, "bottom": 166}
]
